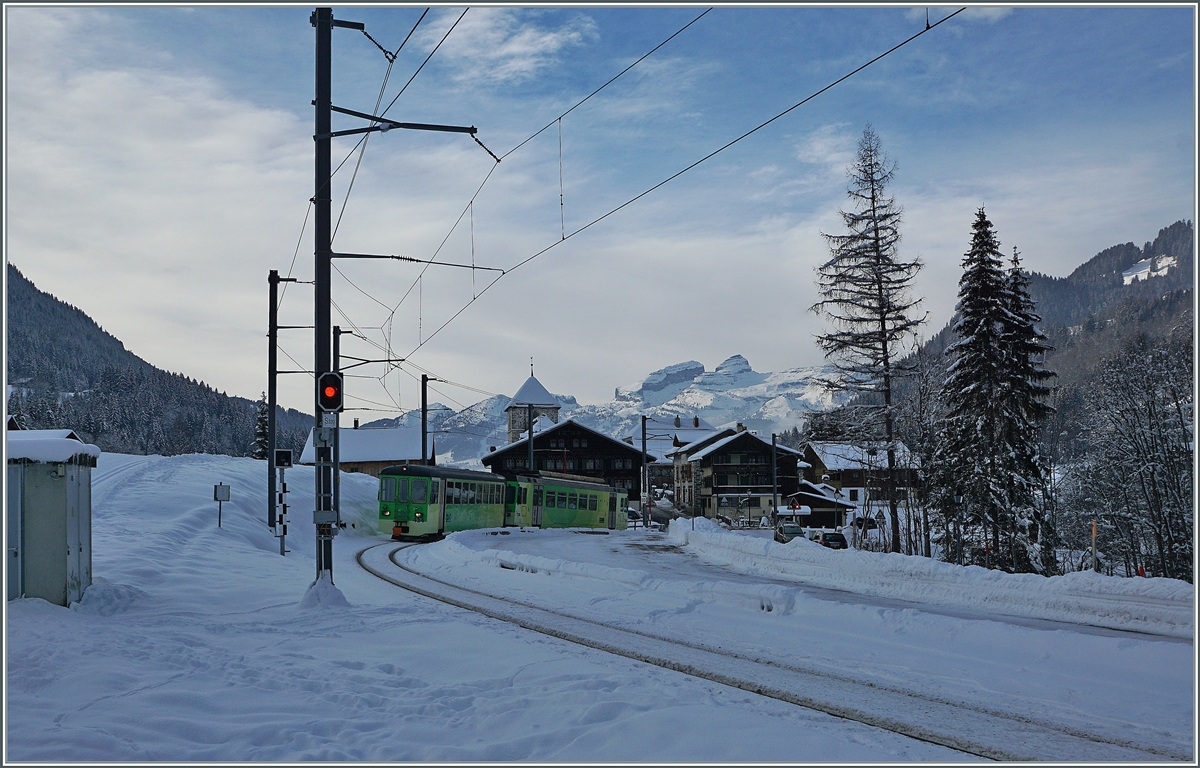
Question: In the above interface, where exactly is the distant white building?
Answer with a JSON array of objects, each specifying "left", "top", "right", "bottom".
[
  {"left": 801, "top": 442, "right": 917, "bottom": 520},
  {"left": 299, "top": 426, "right": 434, "bottom": 477}
]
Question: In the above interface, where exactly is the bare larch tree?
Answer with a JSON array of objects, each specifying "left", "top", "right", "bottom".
[{"left": 812, "top": 126, "right": 925, "bottom": 553}]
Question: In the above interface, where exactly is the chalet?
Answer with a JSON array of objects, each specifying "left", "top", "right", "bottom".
[
  {"left": 482, "top": 417, "right": 651, "bottom": 500},
  {"left": 299, "top": 425, "right": 434, "bottom": 477},
  {"left": 803, "top": 441, "right": 918, "bottom": 518},
  {"left": 783, "top": 479, "right": 856, "bottom": 529},
  {"left": 673, "top": 427, "right": 806, "bottom": 520},
  {"left": 623, "top": 414, "right": 723, "bottom": 492}
]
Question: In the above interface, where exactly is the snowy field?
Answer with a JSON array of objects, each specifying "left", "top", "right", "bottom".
[{"left": 4, "top": 452, "right": 1194, "bottom": 762}]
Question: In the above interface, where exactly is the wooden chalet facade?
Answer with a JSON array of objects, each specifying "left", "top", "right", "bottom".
[
  {"left": 802, "top": 442, "right": 918, "bottom": 516},
  {"left": 783, "top": 479, "right": 856, "bottom": 529},
  {"left": 481, "top": 418, "right": 652, "bottom": 500},
  {"left": 673, "top": 428, "right": 805, "bottom": 520}
]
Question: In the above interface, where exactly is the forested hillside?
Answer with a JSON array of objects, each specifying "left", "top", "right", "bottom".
[{"left": 6, "top": 264, "right": 311, "bottom": 456}]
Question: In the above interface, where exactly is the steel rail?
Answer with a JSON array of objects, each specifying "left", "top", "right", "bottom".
[{"left": 355, "top": 542, "right": 1184, "bottom": 761}]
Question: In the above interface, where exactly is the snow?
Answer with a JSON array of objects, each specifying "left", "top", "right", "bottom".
[
  {"left": 297, "top": 425, "right": 432, "bottom": 465},
  {"left": 6, "top": 431, "right": 101, "bottom": 462},
  {"left": 5, "top": 452, "right": 1193, "bottom": 761}
]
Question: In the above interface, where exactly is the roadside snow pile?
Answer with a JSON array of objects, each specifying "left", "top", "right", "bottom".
[{"left": 668, "top": 518, "right": 1194, "bottom": 638}]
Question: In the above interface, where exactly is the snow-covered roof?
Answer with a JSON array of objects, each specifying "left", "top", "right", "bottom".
[
  {"left": 483, "top": 417, "right": 655, "bottom": 463},
  {"left": 687, "top": 431, "right": 807, "bottom": 464},
  {"left": 807, "top": 441, "right": 911, "bottom": 470},
  {"left": 7, "top": 429, "right": 100, "bottom": 463},
  {"left": 507, "top": 376, "right": 557, "bottom": 407},
  {"left": 299, "top": 426, "right": 434, "bottom": 465}
]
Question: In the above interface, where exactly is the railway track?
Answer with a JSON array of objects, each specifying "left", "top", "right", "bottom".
[{"left": 356, "top": 542, "right": 1189, "bottom": 762}]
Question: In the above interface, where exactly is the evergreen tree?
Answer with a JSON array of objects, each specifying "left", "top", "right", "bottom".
[
  {"left": 999, "top": 247, "right": 1057, "bottom": 572},
  {"left": 251, "top": 392, "right": 270, "bottom": 460},
  {"left": 934, "top": 208, "right": 1010, "bottom": 566},
  {"left": 935, "top": 209, "right": 1056, "bottom": 572},
  {"left": 811, "top": 125, "right": 924, "bottom": 553}
]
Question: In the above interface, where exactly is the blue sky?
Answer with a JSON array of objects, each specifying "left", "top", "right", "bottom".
[{"left": 5, "top": 5, "right": 1195, "bottom": 416}]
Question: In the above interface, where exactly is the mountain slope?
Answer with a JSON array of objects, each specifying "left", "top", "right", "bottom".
[{"left": 6, "top": 263, "right": 312, "bottom": 456}]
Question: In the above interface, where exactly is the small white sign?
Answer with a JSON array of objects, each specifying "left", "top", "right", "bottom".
[
  {"left": 214, "top": 484, "right": 230, "bottom": 502},
  {"left": 322, "top": 413, "right": 337, "bottom": 428}
]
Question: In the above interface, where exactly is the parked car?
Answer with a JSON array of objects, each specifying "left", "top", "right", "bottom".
[
  {"left": 816, "top": 531, "right": 848, "bottom": 549},
  {"left": 852, "top": 516, "right": 879, "bottom": 530},
  {"left": 774, "top": 522, "right": 804, "bottom": 543}
]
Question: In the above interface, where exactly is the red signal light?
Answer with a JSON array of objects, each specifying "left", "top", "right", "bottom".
[{"left": 317, "top": 372, "right": 344, "bottom": 412}]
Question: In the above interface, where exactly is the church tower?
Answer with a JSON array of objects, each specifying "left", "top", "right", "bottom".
[{"left": 505, "top": 373, "right": 560, "bottom": 444}]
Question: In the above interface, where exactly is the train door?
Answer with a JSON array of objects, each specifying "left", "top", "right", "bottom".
[
  {"left": 531, "top": 484, "right": 543, "bottom": 527},
  {"left": 437, "top": 480, "right": 446, "bottom": 533},
  {"left": 503, "top": 483, "right": 517, "bottom": 526},
  {"left": 607, "top": 492, "right": 616, "bottom": 530}
]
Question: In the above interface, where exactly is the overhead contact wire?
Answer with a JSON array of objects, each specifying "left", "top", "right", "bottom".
[{"left": 404, "top": 9, "right": 966, "bottom": 358}]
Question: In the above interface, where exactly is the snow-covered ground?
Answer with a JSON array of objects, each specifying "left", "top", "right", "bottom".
[{"left": 5, "top": 452, "right": 1193, "bottom": 761}]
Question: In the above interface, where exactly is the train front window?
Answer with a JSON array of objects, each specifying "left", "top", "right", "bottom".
[
  {"left": 412, "top": 480, "right": 427, "bottom": 504},
  {"left": 380, "top": 478, "right": 396, "bottom": 503},
  {"left": 396, "top": 478, "right": 409, "bottom": 503}
]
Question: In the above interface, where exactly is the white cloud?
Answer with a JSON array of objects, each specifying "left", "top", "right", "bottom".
[{"left": 419, "top": 8, "right": 597, "bottom": 86}]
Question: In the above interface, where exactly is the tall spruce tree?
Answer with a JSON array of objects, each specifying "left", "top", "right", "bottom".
[
  {"left": 935, "top": 208, "right": 1009, "bottom": 566},
  {"left": 935, "top": 209, "right": 1055, "bottom": 571},
  {"left": 999, "top": 247, "right": 1056, "bottom": 572},
  {"left": 251, "top": 392, "right": 270, "bottom": 460},
  {"left": 811, "top": 126, "right": 924, "bottom": 553}
]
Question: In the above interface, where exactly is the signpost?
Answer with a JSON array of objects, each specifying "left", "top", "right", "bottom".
[{"left": 214, "top": 483, "right": 230, "bottom": 527}]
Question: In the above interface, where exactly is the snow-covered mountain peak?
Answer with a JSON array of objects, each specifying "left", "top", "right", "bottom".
[{"left": 714, "top": 354, "right": 752, "bottom": 375}]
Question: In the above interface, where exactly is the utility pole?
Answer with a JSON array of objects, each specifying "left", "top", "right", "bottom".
[
  {"left": 308, "top": 6, "right": 484, "bottom": 584},
  {"left": 527, "top": 403, "right": 535, "bottom": 473},
  {"left": 267, "top": 269, "right": 299, "bottom": 534},
  {"left": 641, "top": 415, "right": 649, "bottom": 530},
  {"left": 771, "top": 433, "right": 778, "bottom": 524},
  {"left": 421, "top": 374, "right": 429, "bottom": 464}
]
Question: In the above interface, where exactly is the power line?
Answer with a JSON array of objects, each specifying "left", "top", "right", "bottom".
[
  {"left": 373, "top": 9, "right": 710, "bottom": 341},
  {"left": 379, "top": 8, "right": 469, "bottom": 121},
  {"left": 401, "top": 8, "right": 967, "bottom": 358},
  {"left": 500, "top": 8, "right": 712, "bottom": 161}
]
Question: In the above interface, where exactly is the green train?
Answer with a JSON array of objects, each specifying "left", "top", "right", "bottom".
[{"left": 377, "top": 464, "right": 628, "bottom": 539}]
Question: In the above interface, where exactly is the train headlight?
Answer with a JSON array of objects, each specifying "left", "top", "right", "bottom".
[{"left": 382, "top": 510, "right": 391, "bottom": 517}]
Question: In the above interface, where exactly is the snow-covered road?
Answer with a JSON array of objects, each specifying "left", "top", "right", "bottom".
[{"left": 4, "top": 453, "right": 1193, "bottom": 762}]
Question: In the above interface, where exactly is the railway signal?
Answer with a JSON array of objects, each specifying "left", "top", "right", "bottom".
[{"left": 317, "top": 371, "right": 343, "bottom": 413}]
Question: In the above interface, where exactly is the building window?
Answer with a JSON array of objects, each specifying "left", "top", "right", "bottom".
[
  {"left": 849, "top": 489, "right": 859, "bottom": 501},
  {"left": 565, "top": 459, "right": 576, "bottom": 470},
  {"left": 584, "top": 459, "right": 596, "bottom": 470}
]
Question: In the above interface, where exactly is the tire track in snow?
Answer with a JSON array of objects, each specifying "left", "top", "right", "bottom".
[{"left": 356, "top": 543, "right": 1184, "bottom": 762}]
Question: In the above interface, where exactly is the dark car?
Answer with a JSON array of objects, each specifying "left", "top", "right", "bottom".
[
  {"left": 774, "top": 522, "right": 804, "bottom": 543},
  {"left": 817, "top": 531, "right": 848, "bottom": 549},
  {"left": 852, "top": 516, "right": 879, "bottom": 530}
]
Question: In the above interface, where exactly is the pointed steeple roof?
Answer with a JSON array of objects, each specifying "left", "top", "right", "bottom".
[{"left": 509, "top": 375, "right": 557, "bottom": 407}]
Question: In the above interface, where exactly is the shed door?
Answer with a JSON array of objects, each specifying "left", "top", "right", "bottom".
[
  {"left": 66, "top": 468, "right": 82, "bottom": 605},
  {"left": 7, "top": 464, "right": 23, "bottom": 601}
]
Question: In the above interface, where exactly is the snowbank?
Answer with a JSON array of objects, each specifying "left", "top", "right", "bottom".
[{"left": 668, "top": 518, "right": 1194, "bottom": 637}]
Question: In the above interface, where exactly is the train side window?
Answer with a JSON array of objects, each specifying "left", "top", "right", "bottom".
[
  {"left": 431, "top": 481, "right": 440, "bottom": 504},
  {"left": 557, "top": 492, "right": 567, "bottom": 509},
  {"left": 568, "top": 492, "right": 577, "bottom": 509},
  {"left": 490, "top": 484, "right": 497, "bottom": 504},
  {"left": 470, "top": 483, "right": 478, "bottom": 504},
  {"left": 397, "top": 478, "right": 409, "bottom": 503},
  {"left": 588, "top": 495, "right": 597, "bottom": 511},
  {"left": 412, "top": 479, "right": 427, "bottom": 504},
  {"left": 448, "top": 481, "right": 458, "bottom": 505}
]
